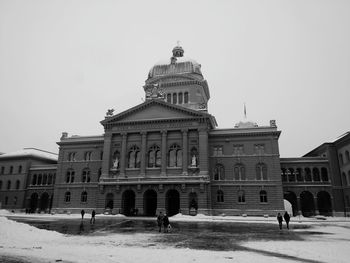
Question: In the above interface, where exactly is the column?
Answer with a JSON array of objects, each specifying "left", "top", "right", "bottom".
[
  {"left": 314, "top": 194, "right": 319, "bottom": 215},
  {"left": 182, "top": 129, "right": 188, "bottom": 175},
  {"left": 120, "top": 133, "right": 127, "bottom": 177},
  {"left": 297, "top": 196, "right": 302, "bottom": 215},
  {"left": 101, "top": 132, "right": 112, "bottom": 178},
  {"left": 161, "top": 130, "right": 167, "bottom": 176},
  {"left": 198, "top": 128, "right": 208, "bottom": 176},
  {"left": 140, "top": 131, "right": 147, "bottom": 176}
]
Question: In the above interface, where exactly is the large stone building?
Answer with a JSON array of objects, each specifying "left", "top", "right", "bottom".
[{"left": 1, "top": 46, "right": 349, "bottom": 217}]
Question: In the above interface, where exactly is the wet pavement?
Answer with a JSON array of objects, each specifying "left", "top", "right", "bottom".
[{"left": 9, "top": 216, "right": 324, "bottom": 252}]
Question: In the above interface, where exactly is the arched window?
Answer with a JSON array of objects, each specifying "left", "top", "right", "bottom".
[
  {"left": 43, "top": 174, "right": 47, "bottom": 185},
  {"left": 82, "top": 169, "right": 91, "bottom": 183},
  {"left": 238, "top": 190, "right": 245, "bottom": 203},
  {"left": 48, "top": 174, "right": 53, "bottom": 185},
  {"left": 305, "top": 168, "right": 312, "bottom": 181},
  {"left": 178, "top": 92, "right": 183, "bottom": 104},
  {"left": 260, "top": 190, "right": 268, "bottom": 203},
  {"left": 184, "top": 92, "right": 189, "bottom": 103},
  {"left": 7, "top": 180, "right": 11, "bottom": 190},
  {"left": 32, "top": 174, "right": 37, "bottom": 185},
  {"left": 18, "top": 165, "right": 22, "bottom": 174},
  {"left": 15, "top": 180, "right": 20, "bottom": 190},
  {"left": 9, "top": 166, "right": 13, "bottom": 174},
  {"left": 234, "top": 164, "right": 245, "bottom": 180},
  {"left": 66, "top": 169, "right": 75, "bottom": 183},
  {"left": 64, "top": 192, "right": 71, "bottom": 202},
  {"left": 256, "top": 163, "right": 267, "bottom": 180},
  {"left": 313, "top": 168, "right": 320, "bottom": 181},
  {"left": 339, "top": 154, "right": 344, "bottom": 165},
  {"left": 214, "top": 164, "right": 225, "bottom": 180},
  {"left": 288, "top": 168, "right": 295, "bottom": 182},
  {"left": 217, "top": 190, "right": 224, "bottom": 202},
  {"left": 321, "top": 167, "right": 328, "bottom": 181},
  {"left": 167, "top": 93, "right": 171, "bottom": 103},
  {"left": 148, "top": 145, "right": 161, "bottom": 168},
  {"left": 172, "top": 93, "right": 177, "bottom": 104},
  {"left": 346, "top": 151, "right": 350, "bottom": 162},
  {"left": 168, "top": 144, "right": 182, "bottom": 167},
  {"left": 281, "top": 168, "right": 287, "bottom": 182},
  {"left": 128, "top": 146, "right": 141, "bottom": 168},
  {"left": 37, "top": 174, "right": 42, "bottom": 185},
  {"left": 81, "top": 191, "right": 87, "bottom": 203},
  {"left": 296, "top": 168, "right": 303, "bottom": 181}
]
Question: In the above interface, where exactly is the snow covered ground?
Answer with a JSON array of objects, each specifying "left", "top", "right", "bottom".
[{"left": 1, "top": 210, "right": 350, "bottom": 263}]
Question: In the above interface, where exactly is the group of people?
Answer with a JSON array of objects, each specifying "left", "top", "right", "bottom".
[
  {"left": 277, "top": 211, "right": 291, "bottom": 230},
  {"left": 80, "top": 209, "right": 96, "bottom": 224},
  {"left": 157, "top": 211, "right": 171, "bottom": 233}
]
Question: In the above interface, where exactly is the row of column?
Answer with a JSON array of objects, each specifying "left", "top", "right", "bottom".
[{"left": 101, "top": 129, "right": 208, "bottom": 178}]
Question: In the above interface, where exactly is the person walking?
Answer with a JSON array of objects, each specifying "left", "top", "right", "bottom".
[
  {"left": 283, "top": 211, "right": 291, "bottom": 229},
  {"left": 81, "top": 209, "right": 85, "bottom": 220},
  {"left": 163, "top": 214, "right": 170, "bottom": 233},
  {"left": 90, "top": 210, "right": 96, "bottom": 224},
  {"left": 157, "top": 212, "right": 164, "bottom": 233},
  {"left": 277, "top": 212, "right": 283, "bottom": 230}
]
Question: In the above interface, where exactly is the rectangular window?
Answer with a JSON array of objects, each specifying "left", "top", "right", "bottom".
[
  {"left": 254, "top": 144, "right": 265, "bottom": 155},
  {"left": 213, "top": 146, "right": 223, "bottom": 156},
  {"left": 0, "top": 166, "right": 4, "bottom": 174},
  {"left": 233, "top": 145, "right": 244, "bottom": 155}
]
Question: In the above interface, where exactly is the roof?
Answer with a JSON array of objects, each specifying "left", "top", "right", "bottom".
[
  {"left": 58, "top": 135, "right": 104, "bottom": 145},
  {"left": 280, "top": 157, "right": 329, "bottom": 164},
  {"left": 0, "top": 148, "right": 58, "bottom": 161}
]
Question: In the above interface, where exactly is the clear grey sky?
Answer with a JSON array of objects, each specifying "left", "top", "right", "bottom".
[{"left": 0, "top": 0, "right": 349, "bottom": 157}]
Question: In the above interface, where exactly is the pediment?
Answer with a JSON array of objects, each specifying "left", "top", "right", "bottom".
[{"left": 101, "top": 100, "right": 210, "bottom": 126}]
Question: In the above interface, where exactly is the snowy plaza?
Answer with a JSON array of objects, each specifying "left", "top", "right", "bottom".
[{"left": 0, "top": 210, "right": 350, "bottom": 263}]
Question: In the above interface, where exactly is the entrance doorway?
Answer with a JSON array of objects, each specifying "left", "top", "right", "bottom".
[
  {"left": 105, "top": 193, "right": 114, "bottom": 210},
  {"left": 166, "top": 189, "right": 180, "bottom": 216},
  {"left": 300, "top": 191, "right": 315, "bottom": 217},
  {"left": 143, "top": 189, "right": 157, "bottom": 216},
  {"left": 122, "top": 190, "right": 135, "bottom": 216},
  {"left": 284, "top": 191, "right": 298, "bottom": 216},
  {"left": 40, "top": 192, "right": 50, "bottom": 212},
  {"left": 317, "top": 191, "right": 332, "bottom": 216},
  {"left": 30, "top": 193, "right": 39, "bottom": 213}
]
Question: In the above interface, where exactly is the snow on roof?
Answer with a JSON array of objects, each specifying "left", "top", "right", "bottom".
[{"left": 0, "top": 148, "right": 58, "bottom": 161}]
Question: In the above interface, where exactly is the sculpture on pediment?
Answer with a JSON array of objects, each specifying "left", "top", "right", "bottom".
[
  {"left": 106, "top": 109, "right": 114, "bottom": 117},
  {"left": 144, "top": 84, "right": 165, "bottom": 101}
]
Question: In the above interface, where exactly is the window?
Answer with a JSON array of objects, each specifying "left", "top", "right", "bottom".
[
  {"left": 339, "top": 154, "right": 344, "bottom": 165},
  {"left": 313, "top": 168, "right": 320, "bottom": 181},
  {"left": 287, "top": 168, "right": 295, "bottom": 182},
  {"left": 173, "top": 93, "right": 177, "bottom": 104},
  {"left": 37, "top": 174, "right": 42, "bottom": 185},
  {"left": 68, "top": 152, "right": 76, "bottom": 162},
  {"left": 256, "top": 163, "right": 267, "bottom": 180},
  {"left": 234, "top": 164, "right": 245, "bottom": 180},
  {"left": 82, "top": 169, "right": 91, "bottom": 183},
  {"left": 346, "top": 151, "right": 350, "bottom": 162},
  {"left": 213, "top": 146, "right": 223, "bottom": 156},
  {"left": 296, "top": 168, "right": 303, "bottom": 181},
  {"left": 233, "top": 145, "right": 244, "bottom": 155},
  {"left": 238, "top": 190, "right": 245, "bottom": 203},
  {"left": 18, "top": 165, "right": 22, "bottom": 174},
  {"left": 0, "top": 166, "right": 4, "bottom": 174},
  {"left": 281, "top": 168, "right": 287, "bottom": 182},
  {"left": 148, "top": 145, "right": 161, "bottom": 168},
  {"left": 305, "top": 168, "right": 312, "bottom": 181},
  {"left": 84, "top": 151, "right": 92, "bottom": 161},
  {"left": 168, "top": 144, "right": 182, "bottom": 167},
  {"left": 178, "top": 92, "right": 183, "bottom": 104},
  {"left": 64, "top": 192, "right": 71, "bottom": 202},
  {"left": 81, "top": 191, "right": 87, "bottom": 203},
  {"left": 7, "top": 180, "right": 11, "bottom": 190},
  {"left": 0, "top": 180, "right": 2, "bottom": 190},
  {"left": 9, "top": 166, "right": 13, "bottom": 174},
  {"left": 321, "top": 167, "right": 328, "bottom": 181},
  {"left": 167, "top": 93, "right": 171, "bottom": 103},
  {"left": 5, "top": 196, "right": 8, "bottom": 205},
  {"left": 48, "top": 174, "right": 53, "bottom": 185},
  {"left": 214, "top": 164, "right": 225, "bottom": 180},
  {"left": 184, "top": 92, "right": 189, "bottom": 103},
  {"left": 254, "top": 144, "right": 265, "bottom": 155},
  {"left": 217, "top": 190, "right": 224, "bottom": 202},
  {"left": 32, "top": 174, "right": 37, "bottom": 185},
  {"left": 43, "top": 174, "right": 48, "bottom": 185},
  {"left": 128, "top": 146, "right": 141, "bottom": 168},
  {"left": 260, "top": 190, "right": 268, "bottom": 203},
  {"left": 66, "top": 169, "right": 75, "bottom": 183},
  {"left": 15, "top": 180, "right": 20, "bottom": 190}
]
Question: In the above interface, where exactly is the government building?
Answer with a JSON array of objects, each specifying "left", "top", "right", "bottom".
[{"left": 1, "top": 45, "right": 349, "bottom": 217}]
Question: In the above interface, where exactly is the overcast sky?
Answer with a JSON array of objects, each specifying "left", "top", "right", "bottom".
[{"left": 0, "top": 0, "right": 349, "bottom": 157}]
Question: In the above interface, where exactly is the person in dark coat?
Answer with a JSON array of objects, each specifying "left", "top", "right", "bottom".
[
  {"left": 283, "top": 211, "right": 291, "bottom": 229},
  {"left": 90, "top": 210, "right": 96, "bottom": 224},
  {"left": 157, "top": 212, "right": 164, "bottom": 232},
  {"left": 163, "top": 214, "right": 170, "bottom": 233},
  {"left": 277, "top": 212, "right": 283, "bottom": 230},
  {"left": 81, "top": 209, "right": 85, "bottom": 220}
]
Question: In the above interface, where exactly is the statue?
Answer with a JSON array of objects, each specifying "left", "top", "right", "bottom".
[
  {"left": 191, "top": 154, "right": 197, "bottom": 166},
  {"left": 106, "top": 109, "right": 114, "bottom": 117},
  {"left": 113, "top": 156, "right": 119, "bottom": 169}
]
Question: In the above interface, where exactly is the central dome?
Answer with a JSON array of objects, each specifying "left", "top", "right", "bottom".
[{"left": 148, "top": 45, "right": 203, "bottom": 79}]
